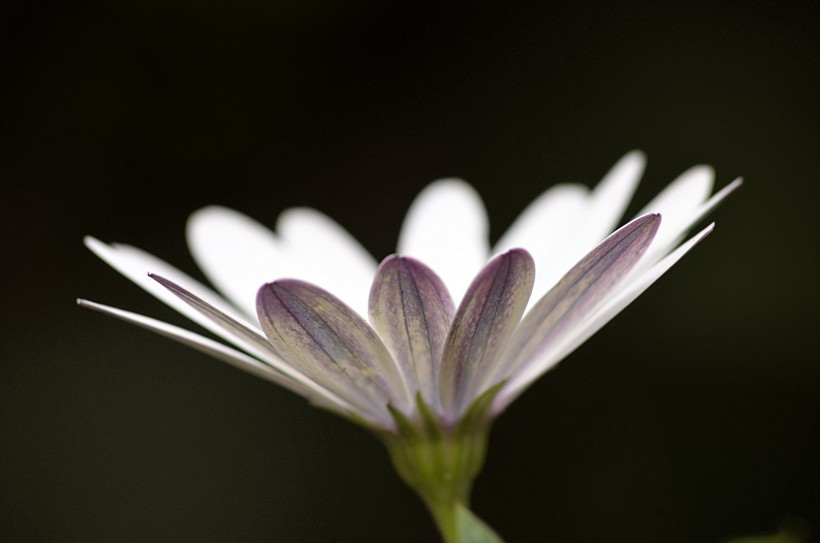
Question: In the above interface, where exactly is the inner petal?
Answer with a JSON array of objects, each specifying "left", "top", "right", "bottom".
[{"left": 258, "top": 279, "right": 411, "bottom": 421}]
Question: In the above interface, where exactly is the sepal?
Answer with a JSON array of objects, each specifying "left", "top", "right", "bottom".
[{"left": 380, "top": 384, "right": 506, "bottom": 543}]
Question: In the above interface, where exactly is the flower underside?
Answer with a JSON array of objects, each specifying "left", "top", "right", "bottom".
[
  {"left": 79, "top": 151, "right": 740, "bottom": 542},
  {"left": 80, "top": 151, "right": 741, "bottom": 433}
]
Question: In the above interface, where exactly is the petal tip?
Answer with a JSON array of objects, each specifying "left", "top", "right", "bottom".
[
  {"left": 501, "top": 247, "right": 535, "bottom": 265},
  {"left": 624, "top": 149, "right": 647, "bottom": 163},
  {"left": 635, "top": 212, "right": 662, "bottom": 228},
  {"left": 377, "top": 254, "right": 401, "bottom": 268},
  {"left": 83, "top": 235, "right": 107, "bottom": 252}
]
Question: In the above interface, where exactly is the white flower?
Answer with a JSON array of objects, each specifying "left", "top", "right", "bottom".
[{"left": 79, "top": 151, "right": 740, "bottom": 430}]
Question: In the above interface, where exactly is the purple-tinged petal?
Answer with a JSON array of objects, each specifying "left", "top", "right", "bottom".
[
  {"left": 147, "top": 274, "right": 368, "bottom": 419},
  {"left": 150, "top": 274, "right": 280, "bottom": 363},
  {"left": 369, "top": 255, "right": 455, "bottom": 409},
  {"left": 496, "top": 220, "right": 709, "bottom": 411},
  {"left": 552, "top": 223, "right": 716, "bottom": 369},
  {"left": 498, "top": 213, "right": 661, "bottom": 387},
  {"left": 257, "top": 280, "right": 411, "bottom": 422},
  {"left": 438, "top": 249, "right": 534, "bottom": 420}
]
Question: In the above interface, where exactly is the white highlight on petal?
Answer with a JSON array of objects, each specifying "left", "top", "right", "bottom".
[
  {"left": 187, "top": 206, "right": 377, "bottom": 320},
  {"left": 635, "top": 165, "right": 712, "bottom": 264},
  {"left": 494, "top": 183, "right": 589, "bottom": 304},
  {"left": 586, "top": 150, "right": 647, "bottom": 234},
  {"left": 85, "top": 236, "right": 246, "bottom": 339},
  {"left": 638, "top": 164, "right": 713, "bottom": 225},
  {"left": 76, "top": 299, "right": 357, "bottom": 417},
  {"left": 187, "top": 206, "right": 284, "bottom": 320},
  {"left": 398, "top": 179, "right": 491, "bottom": 305},
  {"left": 275, "top": 208, "right": 377, "bottom": 318}
]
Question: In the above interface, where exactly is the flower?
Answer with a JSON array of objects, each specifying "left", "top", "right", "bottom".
[{"left": 79, "top": 151, "right": 739, "bottom": 542}]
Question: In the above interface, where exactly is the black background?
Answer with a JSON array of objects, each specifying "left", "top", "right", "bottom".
[{"left": 2, "top": 1, "right": 819, "bottom": 541}]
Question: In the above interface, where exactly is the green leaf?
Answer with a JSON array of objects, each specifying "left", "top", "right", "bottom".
[
  {"left": 722, "top": 517, "right": 810, "bottom": 543},
  {"left": 455, "top": 503, "right": 504, "bottom": 543}
]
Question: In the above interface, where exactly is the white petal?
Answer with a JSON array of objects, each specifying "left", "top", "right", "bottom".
[
  {"left": 637, "top": 177, "right": 742, "bottom": 272},
  {"left": 86, "top": 237, "right": 337, "bottom": 398},
  {"left": 85, "top": 236, "right": 247, "bottom": 336},
  {"left": 275, "top": 208, "right": 377, "bottom": 317},
  {"left": 588, "top": 150, "right": 646, "bottom": 223},
  {"left": 637, "top": 164, "right": 713, "bottom": 224},
  {"left": 187, "top": 206, "right": 284, "bottom": 320},
  {"left": 86, "top": 232, "right": 379, "bottom": 423},
  {"left": 522, "top": 151, "right": 646, "bottom": 304},
  {"left": 635, "top": 165, "right": 713, "bottom": 264},
  {"left": 398, "top": 179, "right": 490, "bottom": 304},
  {"left": 493, "top": 183, "right": 589, "bottom": 304},
  {"left": 578, "top": 150, "right": 646, "bottom": 246},
  {"left": 187, "top": 206, "right": 377, "bottom": 320},
  {"left": 76, "top": 299, "right": 357, "bottom": 417},
  {"left": 495, "top": 223, "right": 715, "bottom": 411}
]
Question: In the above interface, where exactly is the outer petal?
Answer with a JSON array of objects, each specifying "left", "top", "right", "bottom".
[
  {"left": 258, "top": 280, "right": 411, "bottom": 425},
  {"left": 586, "top": 150, "right": 646, "bottom": 229},
  {"left": 398, "top": 179, "right": 491, "bottom": 305},
  {"left": 438, "top": 249, "right": 534, "bottom": 420},
  {"left": 555, "top": 224, "right": 716, "bottom": 366},
  {"left": 637, "top": 177, "right": 742, "bottom": 271},
  {"left": 76, "top": 299, "right": 355, "bottom": 416},
  {"left": 493, "top": 183, "right": 589, "bottom": 305},
  {"left": 186, "top": 206, "right": 287, "bottom": 320},
  {"left": 505, "top": 151, "right": 646, "bottom": 304},
  {"left": 85, "top": 236, "right": 257, "bottom": 347},
  {"left": 369, "top": 255, "right": 455, "bottom": 409},
  {"left": 276, "top": 208, "right": 377, "bottom": 317},
  {"left": 187, "top": 206, "right": 377, "bottom": 320},
  {"left": 637, "top": 165, "right": 713, "bottom": 235},
  {"left": 146, "top": 274, "right": 365, "bottom": 418},
  {"left": 148, "top": 274, "right": 283, "bottom": 363},
  {"left": 497, "top": 222, "right": 713, "bottom": 409},
  {"left": 498, "top": 213, "right": 661, "bottom": 391}
]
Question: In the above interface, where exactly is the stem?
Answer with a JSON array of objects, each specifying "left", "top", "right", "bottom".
[
  {"left": 381, "top": 389, "right": 506, "bottom": 542},
  {"left": 426, "top": 497, "right": 462, "bottom": 543}
]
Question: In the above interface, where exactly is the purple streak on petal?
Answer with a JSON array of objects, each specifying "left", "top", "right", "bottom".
[
  {"left": 501, "top": 213, "right": 661, "bottom": 383},
  {"left": 369, "top": 255, "right": 455, "bottom": 410},
  {"left": 147, "top": 273, "right": 379, "bottom": 421},
  {"left": 438, "top": 249, "right": 534, "bottom": 420},
  {"left": 257, "top": 279, "right": 410, "bottom": 419}
]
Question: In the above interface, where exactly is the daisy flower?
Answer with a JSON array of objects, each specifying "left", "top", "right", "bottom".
[{"left": 79, "top": 151, "right": 740, "bottom": 542}]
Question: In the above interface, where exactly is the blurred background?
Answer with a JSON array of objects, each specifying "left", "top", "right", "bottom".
[{"left": 2, "top": 1, "right": 818, "bottom": 541}]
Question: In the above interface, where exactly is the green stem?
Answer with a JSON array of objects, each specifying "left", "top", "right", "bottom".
[
  {"left": 425, "top": 496, "right": 505, "bottom": 543},
  {"left": 381, "top": 389, "right": 507, "bottom": 542},
  {"left": 426, "top": 496, "right": 462, "bottom": 543}
]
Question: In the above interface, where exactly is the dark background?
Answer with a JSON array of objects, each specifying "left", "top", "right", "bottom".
[{"left": 2, "top": 1, "right": 818, "bottom": 541}]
